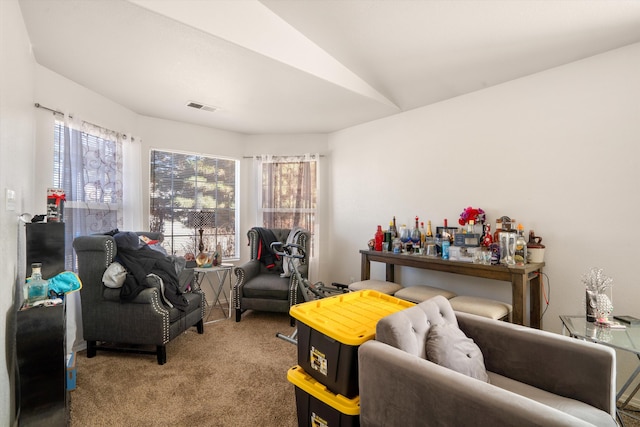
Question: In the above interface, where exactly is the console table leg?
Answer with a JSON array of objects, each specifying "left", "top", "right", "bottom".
[
  {"left": 386, "top": 264, "right": 395, "bottom": 282},
  {"left": 361, "top": 254, "right": 371, "bottom": 280},
  {"left": 512, "top": 274, "right": 526, "bottom": 326},
  {"left": 530, "top": 272, "right": 543, "bottom": 329}
]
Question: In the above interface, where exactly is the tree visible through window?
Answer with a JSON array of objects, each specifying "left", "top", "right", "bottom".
[
  {"left": 150, "top": 150, "right": 239, "bottom": 259},
  {"left": 257, "top": 154, "right": 318, "bottom": 252}
]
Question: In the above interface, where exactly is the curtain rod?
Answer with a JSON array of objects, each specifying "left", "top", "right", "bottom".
[
  {"left": 35, "top": 102, "right": 129, "bottom": 139},
  {"left": 34, "top": 103, "right": 66, "bottom": 117},
  {"left": 243, "top": 154, "right": 325, "bottom": 159}
]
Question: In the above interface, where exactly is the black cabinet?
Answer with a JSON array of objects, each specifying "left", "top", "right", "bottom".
[
  {"left": 16, "top": 303, "right": 68, "bottom": 426},
  {"left": 25, "top": 222, "right": 65, "bottom": 280}
]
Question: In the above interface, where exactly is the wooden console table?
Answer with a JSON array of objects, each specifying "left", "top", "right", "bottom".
[{"left": 360, "top": 250, "right": 545, "bottom": 329}]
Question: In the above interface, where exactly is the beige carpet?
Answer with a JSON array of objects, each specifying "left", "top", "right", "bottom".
[
  {"left": 69, "top": 308, "right": 640, "bottom": 427},
  {"left": 70, "top": 311, "right": 298, "bottom": 427}
]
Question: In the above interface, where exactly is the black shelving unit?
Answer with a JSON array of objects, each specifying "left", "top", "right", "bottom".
[{"left": 16, "top": 302, "right": 68, "bottom": 426}]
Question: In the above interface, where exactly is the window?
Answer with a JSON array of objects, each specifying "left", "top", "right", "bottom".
[
  {"left": 54, "top": 119, "right": 123, "bottom": 270},
  {"left": 150, "top": 150, "right": 239, "bottom": 259},
  {"left": 257, "top": 154, "right": 318, "bottom": 252}
]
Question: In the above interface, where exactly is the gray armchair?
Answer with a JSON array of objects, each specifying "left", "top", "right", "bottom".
[
  {"left": 233, "top": 227, "right": 310, "bottom": 322},
  {"left": 73, "top": 232, "right": 205, "bottom": 365},
  {"left": 358, "top": 295, "right": 617, "bottom": 426}
]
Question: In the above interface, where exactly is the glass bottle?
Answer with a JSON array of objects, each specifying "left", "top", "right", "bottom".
[
  {"left": 392, "top": 237, "right": 402, "bottom": 254},
  {"left": 442, "top": 236, "right": 450, "bottom": 260},
  {"left": 411, "top": 216, "right": 421, "bottom": 251},
  {"left": 419, "top": 221, "right": 426, "bottom": 249},
  {"left": 442, "top": 218, "right": 452, "bottom": 243},
  {"left": 27, "top": 262, "right": 49, "bottom": 303},
  {"left": 374, "top": 225, "right": 384, "bottom": 251},
  {"left": 426, "top": 220, "right": 433, "bottom": 238},
  {"left": 391, "top": 216, "right": 398, "bottom": 239},
  {"left": 514, "top": 224, "right": 527, "bottom": 266},
  {"left": 499, "top": 229, "right": 516, "bottom": 266},
  {"left": 493, "top": 218, "right": 503, "bottom": 242},
  {"left": 467, "top": 219, "right": 475, "bottom": 234}
]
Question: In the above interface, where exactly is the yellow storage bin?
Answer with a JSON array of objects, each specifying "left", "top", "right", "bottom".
[
  {"left": 291, "top": 289, "right": 414, "bottom": 397},
  {"left": 288, "top": 365, "right": 360, "bottom": 427}
]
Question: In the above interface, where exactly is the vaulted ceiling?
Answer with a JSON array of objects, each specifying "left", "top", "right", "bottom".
[{"left": 18, "top": 0, "right": 640, "bottom": 134}]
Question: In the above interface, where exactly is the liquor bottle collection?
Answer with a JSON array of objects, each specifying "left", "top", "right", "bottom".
[{"left": 370, "top": 212, "right": 545, "bottom": 266}]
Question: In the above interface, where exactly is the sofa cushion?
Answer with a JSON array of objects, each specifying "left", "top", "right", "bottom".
[
  {"left": 426, "top": 322, "right": 489, "bottom": 383},
  {"left": 243, "top": 273, "right": 290, "bottom": 299},
  {"left": 394, "top": 285, "right": 457, "bottom": 302},
  {"left": 488, "top": 372, "right": 616, "bottom": 426},
  {"left": 376, "top": 295, "right": 459, "bottom": 359},
  {"left": 349, "top": 279, "right": 403, "bottom": 295},
  {"left": 168, "top": 291, "right": 202, "bottom": 322}
]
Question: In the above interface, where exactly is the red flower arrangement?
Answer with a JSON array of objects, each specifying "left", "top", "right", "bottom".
[{"left": 458, "top": 207, "right": 485, "bottom": 226}]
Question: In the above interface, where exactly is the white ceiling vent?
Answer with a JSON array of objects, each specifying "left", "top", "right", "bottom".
[{"left": 186, "top": 101, "right": 217, "bottom": 113}]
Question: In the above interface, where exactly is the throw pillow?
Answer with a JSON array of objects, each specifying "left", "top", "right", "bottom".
[
  {"left": 103, "top": 262, "right": 127, "bottom": 288},
  {"left": 425, "top": 322, "right": 490, "bottom": 383}
]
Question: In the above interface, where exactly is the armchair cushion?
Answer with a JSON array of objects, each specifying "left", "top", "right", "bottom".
[
  {"left": 243, "top": 272, "right": 291, "bottom": 300},
  {"left": 425, "top": 322, "right": 489, "bottom": 383}
]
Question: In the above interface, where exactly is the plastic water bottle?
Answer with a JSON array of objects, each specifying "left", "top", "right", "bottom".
[{"left": 442, "top": 239, "right": 450, "bottom": 260}]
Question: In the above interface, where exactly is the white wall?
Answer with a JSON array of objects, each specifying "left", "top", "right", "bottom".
[
  {"left": 5, "top": 1, "right": 640, "bottom": 419},
  {"left": 328, "top": 42, "right": 640, "bottom": 395},
  {"left": 0, "top": 1, "right": 36, "bottom": 424}
]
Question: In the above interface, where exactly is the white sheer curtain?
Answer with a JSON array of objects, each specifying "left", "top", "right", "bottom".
[
  {"left": 254, "top": 153, "right": 320, "bottom": 281},
  {"left": 56, "top": 115, "right": 142, "bottom": 353},
  {"left": 121, "top": 134, "right": 143, "bottom": 231},
  {"left": 58, "top": 115, "right": 142, "bottom": 241}
]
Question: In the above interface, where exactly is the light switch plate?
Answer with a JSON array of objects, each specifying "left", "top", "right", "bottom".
[{"left": 6, "top": 188, "right": 16, "bottom": 211}]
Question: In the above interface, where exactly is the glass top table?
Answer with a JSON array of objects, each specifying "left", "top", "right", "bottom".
[{"left": 560, "top": 315, "right": 640, "bottom": 423}]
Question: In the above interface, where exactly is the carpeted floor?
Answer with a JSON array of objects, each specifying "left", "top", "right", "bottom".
[
  {"left": 69, "top": 311, "right": 299, "bottom": 427},
  {"left": 621, "top": 408, "right": 640, "bottom": 427},
  {"left": 68, "top": 308, "right": 640, "bottom": 427}
]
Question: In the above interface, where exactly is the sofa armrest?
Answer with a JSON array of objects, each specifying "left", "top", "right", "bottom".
[
  {"left": 358, "top": 340, "right": 597, "bottom": 427},
  {"left": 73, "top": 234, "right": 110, "bottom": 250},
  {"left": 456, "top": 312, "right": 616, "bottom": 416},
  {"left": 234, "top": 260, "right": 261, "bottom": 285}
]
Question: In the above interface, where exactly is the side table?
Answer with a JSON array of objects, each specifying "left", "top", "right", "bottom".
[
  {"left": 194, "top": 264, "right": 234, "bottom": 324},
  {"left": 560, "top": 315, "right": 640, "bottom": 425}
]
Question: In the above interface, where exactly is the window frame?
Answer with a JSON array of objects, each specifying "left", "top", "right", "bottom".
[
  {"left": 256, "top": 155, "right": 318, "bottom": 256},
  {"left": 149, "top": 148, "right": 240, "bottom": 260}
]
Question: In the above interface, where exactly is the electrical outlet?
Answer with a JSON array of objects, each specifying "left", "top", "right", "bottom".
[{"left": 6, "top": 188, "right": 16, "bottom": 211}]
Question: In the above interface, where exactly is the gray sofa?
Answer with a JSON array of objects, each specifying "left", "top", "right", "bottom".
[
  {"left": 358, "top": 295, "right": 617, "bottom": 427},
  {"left": 73, "top": 232, "right": 205, "bottom": 364}
]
